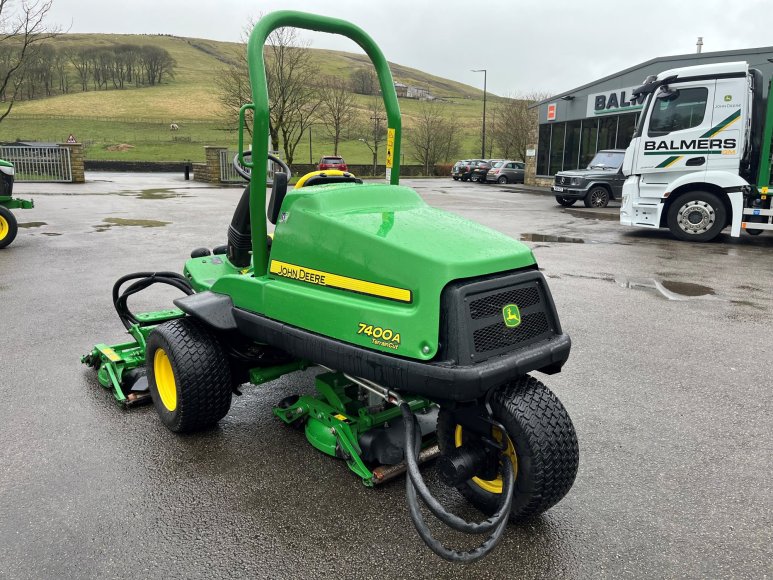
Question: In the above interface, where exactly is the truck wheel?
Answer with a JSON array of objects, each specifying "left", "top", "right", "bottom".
[
  {"left": 146, "top": 317, "right": 232, "bottom": 433},
  {"left": 584, "top": 186, "right": 610, "bottom": 208},
  {"left": 555, "top": 196, "right": 576, "bottom": 207},
  {"left": 666, "top": 191, "right": 726, "bottom": 242},
  {"left": 0, "top": 206, "right": 18, "bottom": 249},
  {"left": 497, "top": 176, "right": 509, "bottom": 184},
  {"left": 436, "top": 375, "right": 579, "bottom": 520}
]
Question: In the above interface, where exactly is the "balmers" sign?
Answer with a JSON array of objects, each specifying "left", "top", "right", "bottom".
[{"left": 586, "top": 86, "right": 646, "bottom": 117}]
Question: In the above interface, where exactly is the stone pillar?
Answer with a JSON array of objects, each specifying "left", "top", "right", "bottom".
[
  {"left": 59, "top": 142, "right": 85, "bottom": 183},
  {"left": 204, "top": 146, "right": 227, "bottom": 183},
  {"left": 524, "top": 142, "right": 537, "bottom": 186}
]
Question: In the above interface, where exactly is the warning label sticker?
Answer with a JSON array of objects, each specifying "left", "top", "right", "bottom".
[{"left": 385, "top": 128, "right": 395, "bottom": 169}]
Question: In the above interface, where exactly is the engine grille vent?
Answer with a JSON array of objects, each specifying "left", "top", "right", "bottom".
[
  {"left": 473, "top": 311, "right": 550, "bottom": 353},
  {"left": 469, "top": 286, "right": 540, "bottom": 320}
]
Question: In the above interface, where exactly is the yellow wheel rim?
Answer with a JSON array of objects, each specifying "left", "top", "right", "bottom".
[
  {"left": 0, "top": 215, "right": 8, "bottom": 241},
  {"left": 454, "top": 424, "right": 517, "bottom": 494},
  {"left": 153, "top": 348, "right": 177, "bottom": 412}
]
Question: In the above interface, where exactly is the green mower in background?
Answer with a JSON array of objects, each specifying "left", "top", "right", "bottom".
[
  {"left": 0, "top": 159, "right": 34, "bottom": 249},
  {"left": 83, "top": 11, "right": 579, "bottom": 562}
]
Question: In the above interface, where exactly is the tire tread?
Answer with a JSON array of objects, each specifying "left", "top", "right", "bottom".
[{"left": 147, "top": 317, "right": 232, "bottom": 433}]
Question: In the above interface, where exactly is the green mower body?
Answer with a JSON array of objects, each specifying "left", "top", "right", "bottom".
[
  {"left": 0, "top": 159, "right": 34, "bottom": 249},
  {"left": 84, "top": 11, "right": 579, "bottom": 561}
]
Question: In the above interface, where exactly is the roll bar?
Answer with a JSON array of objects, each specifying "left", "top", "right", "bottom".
[{"left": 240, "top": 11, "right": 402, "bottom": 274}]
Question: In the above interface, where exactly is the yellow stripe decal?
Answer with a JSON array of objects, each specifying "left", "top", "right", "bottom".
[
  {"left": 269, "top": 260, "right": 412, "bottom": 303},
  {"left": 99, "top": 347, "right": 122, "bottom": 363},
  {"left": 707, "top": 114, "right": 740, "bottom": 137},
  {"left": 664, "top": 155, "right": 682, "bottom": 168}
]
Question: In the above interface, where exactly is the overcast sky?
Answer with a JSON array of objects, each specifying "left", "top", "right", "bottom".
[{"left": 47, "top": 0, "right": 773, "bottom": 96}]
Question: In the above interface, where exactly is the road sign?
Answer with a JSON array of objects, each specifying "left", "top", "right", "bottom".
[{"left": 66, "top": 134, "right": 77, "bottom": 144}]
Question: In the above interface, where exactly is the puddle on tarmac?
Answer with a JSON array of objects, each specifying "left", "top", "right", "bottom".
[
  {"left": 616, "top": 276, "right": 718, "bottom": 301},
  {"left": 521, "top": 233, "right": 585, "bottom": 244},
  {"left": 18, "top": 222, "right": 47, "bottom": 228},
  {"left": 120, "top": 188, "right": 191, "bottom": 199},
  {"left": 94, "top": 217, "right": 171, "bottom": 232},
  {"left": 563, "top": 208, "right": 619, "bottom": 221}
]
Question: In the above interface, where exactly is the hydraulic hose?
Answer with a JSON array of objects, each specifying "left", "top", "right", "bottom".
[
  {"left": 112, "top": 272, "right": 194, "bottom": 329},
  {"left": 400, "top": 403, "right": 515, "bottom": 562}
]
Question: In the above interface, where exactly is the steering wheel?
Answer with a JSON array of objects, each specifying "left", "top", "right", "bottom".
[{"left": 233, "top": 151, "right": 292, "bottom": 182}]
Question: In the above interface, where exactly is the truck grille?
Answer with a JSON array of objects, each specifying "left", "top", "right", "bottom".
[{"left": 555, "top": 175, "right": 569, "bottom": 185}]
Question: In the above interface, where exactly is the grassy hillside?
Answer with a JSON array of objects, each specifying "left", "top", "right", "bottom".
[{"left": 3, "top": 33, "right": 489, "bottom": 163}]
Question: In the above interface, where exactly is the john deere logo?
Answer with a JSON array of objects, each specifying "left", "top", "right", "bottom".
[
  {"left": 502, "top": 304, "right": 521, "bottom": 328},
  {"left": 724, "top": 95, "right": 732, "bottom": 102}
]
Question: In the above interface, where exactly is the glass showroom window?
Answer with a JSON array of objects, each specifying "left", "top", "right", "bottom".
[
  {"left": 537, "top": 124, "right": 551, "bottom": 175},
  {"left": 548, "top": 123, "right": 566, "bottom": 175}
]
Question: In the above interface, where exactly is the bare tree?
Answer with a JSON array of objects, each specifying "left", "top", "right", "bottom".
[
  {"left": 317, "top": 75, "right": 356, "bottom": 155},
  {"left": 217, "top": 25, "right": 319, "bottom": 164},
  {"left": 0, "top": 0, "right": 59, "bottom": 122},
  {"left": 405, "top": 100, "right": 460, "bottom": 175},
  {"left": 349, "top": 67, "right": 377, "bottom": 95},
  {"left": 490, "top": 91, "right": 549, "bottom": 161},
  {"left": 354, "top": 98, "right": 387, "bottom": 175}
]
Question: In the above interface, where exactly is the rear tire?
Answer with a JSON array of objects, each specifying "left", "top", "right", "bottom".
[
  {"left": 555, "top": 196, "right": 576, "bottom": 207},
  {"left": 666, "top": 191, "right": 726, "bottom": 242},
  {"left": 0, "top": 206, "right": 18, "bottom": 249},
  {"left": 498, "top": 176, "right": 509, "bottom": 184},
  {"left": 584, "top": 186, "right": 610, "bottom": 208},
  {"left": 437, "top": 376, "right": 579, "bottom": 520},
  {"left": 146, "top": 317, "right": 232, "bottom": 433}
]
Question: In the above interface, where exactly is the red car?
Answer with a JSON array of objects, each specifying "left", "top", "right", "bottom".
[{"left": 317, "top": 156, "right": 348, "bottom": 172}]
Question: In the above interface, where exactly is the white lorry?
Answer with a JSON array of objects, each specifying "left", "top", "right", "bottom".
[{"left": 620, "top": 61, "right": 773, "bottom": 241}]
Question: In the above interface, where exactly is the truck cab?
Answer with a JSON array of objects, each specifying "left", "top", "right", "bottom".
[{"left": 620, "top": 61, "right": 773, "bottom": 241}]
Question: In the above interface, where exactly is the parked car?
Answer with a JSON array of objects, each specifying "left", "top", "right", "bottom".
[
  {"left": 451, "top": 159, "right": 483, "bottom": 181},
  {"left": 486, "top": 160, "right": 525, "bottom": 184},
  {"left": 317, "top": 155, "right": 348, "bottom": 172},
  {"left": 471, "top": 159, "right": 504, "bottom": 183},
  {"left": 551, "top": 149, "right": 626, "bottom": 208}
]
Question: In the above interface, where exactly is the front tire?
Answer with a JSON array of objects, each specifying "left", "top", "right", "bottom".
[
  {"left": 555, "top": 196, "right": 576, "bottom": 207},
  {"left": 437, "top": 376, "right": 579, "bottom": 520},
  {"left": 666, "top": 191, "right": 726, "bottom": 242},
  {"left": 146, "top": 317, "right": 233, "bottom": 433},
  {"left": 584, "top": 186, "right": 610, "bottom": 208},
  {"left": 0, "top": 206, "right": 18, "bottom": 249}
]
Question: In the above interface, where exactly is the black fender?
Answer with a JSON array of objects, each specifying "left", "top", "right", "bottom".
[{"left": 173, "top": 291, "right": 238, "bottom": 331}]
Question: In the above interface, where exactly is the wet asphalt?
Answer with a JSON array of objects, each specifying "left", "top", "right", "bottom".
[{"left": 1, "top": 174, "right": 771, "bottom": 579}]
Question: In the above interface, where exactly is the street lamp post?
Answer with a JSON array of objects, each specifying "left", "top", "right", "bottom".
[{"left": 472, "top": 69, "right": 487, "bottom": 159}]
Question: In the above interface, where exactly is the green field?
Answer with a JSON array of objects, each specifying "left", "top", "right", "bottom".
[{"left": 3, "top": 34, "right": 490, "bottom": 164}]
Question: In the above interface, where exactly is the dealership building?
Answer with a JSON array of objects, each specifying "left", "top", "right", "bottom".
[{"left": 528, "top": 46, "right": 773, "bottom": 185}]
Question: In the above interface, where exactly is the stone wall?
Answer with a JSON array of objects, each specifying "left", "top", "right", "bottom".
[{"left": 59, "top": 142, "right": 85, "bottom": 183}]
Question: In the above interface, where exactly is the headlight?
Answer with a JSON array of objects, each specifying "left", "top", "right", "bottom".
[{"left": 571, "top": 177, "right": 581, "bottom": 186}]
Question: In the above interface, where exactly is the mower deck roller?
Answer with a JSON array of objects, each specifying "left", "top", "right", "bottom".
[{"left": 83, "top": 11, "right": 579, "bottom": 562}]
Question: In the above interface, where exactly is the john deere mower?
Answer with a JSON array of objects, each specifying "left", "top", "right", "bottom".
[
  {"left": 83, "top": 11, "right": 579, "bottom": 562},
  {"left": 0, "top": 159, "right": 34, "bottom": 249}
]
